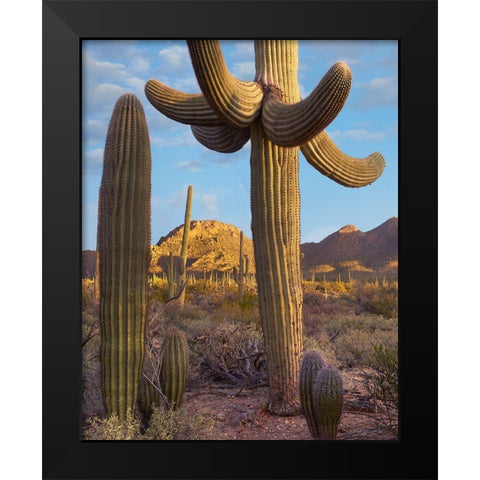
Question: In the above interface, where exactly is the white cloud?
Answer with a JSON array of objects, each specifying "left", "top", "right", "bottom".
[
  {"left": 232, "top": 62, "right": 255, "bottom": 80},
  {"left": 172, "top": 76, "right": 199, "bottom": 93},
  {"left": 83, "top": 148, "right": 104, "bottom": 173},
  {"left": 85, "top": 82, "right": 127, "bottom": 109},
  {"left": 83, "top": 119, "right": 107, "bottom": 146},
  {"left": 158, "top": 45, "right": 189, "bottom": 69},
  {"left": 200, "top": 193, "right": 219, "bottom": 217},
  {"left": 175, "top": 160, "right": 202, "bottom": 172},
  {"left": 130, "top": 55, "right": 150, "bottom": 73},
  {"left": 343, "top": 129, "right": 387, "bottom": 142},
  {"left": 355, "top": 76, "right": 398, "bottom": 110},
  {"left": 152, "top": 129, "right": 197, "bottom": 148},
  {"left": 325, "top": 128, "right": 388, "bottom": 142},
  {"left": 230, "top": 41, "right": 254, "bottom": 59},
  {"left": 83, "top": 52, "right": 126, "bottom": 79}
]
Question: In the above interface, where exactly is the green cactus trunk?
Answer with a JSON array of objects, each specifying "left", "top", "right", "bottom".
[
  {"left": 159, "top": 328, "right": 188, "bottom": 410},
  {"left": 250, "top": 41, "right": 303, "bottom": 415},
  {"left": 299, "top": 350, "right": 326, "bottom": 439},
  {"left": 177, "top": 185, "right": 193, "bottom": 308},
  {"left": 313, "top": 366, "right": 344, "bottom": 440},
  {"left": 97, "top": 93, "right": 151, "bottom": 420}
]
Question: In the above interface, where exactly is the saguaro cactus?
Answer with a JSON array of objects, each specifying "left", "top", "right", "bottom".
[
  {"left": 165, "top": 186, "right": 193, "bottom": 307},
  {"left": 299, "top": 350, "right": 326, "bottom": 439},
  {"left": 145, "top": 40, "right": 385, "bottom": 414},
  {"left": 233, "top": 231, "right": 249, "bottom": 297},
  {"left": 159, "top": 328, "right": 189, "bottom": 410},
  {"left": 313, "top": 366, "right": 344, "bottom": 440},
  {"left": 97, "top": 93, "right": 151, "bottom": 420},
  {"left": 177, "top": 185, "right": 193, "bottom": 308}
]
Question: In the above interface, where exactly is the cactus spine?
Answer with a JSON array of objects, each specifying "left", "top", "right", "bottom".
[
  {"left": 97, "top": 93, "right": 151, "bottom": 420},
  {"left": 299, "top": 350, "right": 326, "bottom": 439},
  {"left": 313, "top": 366, "right": 344, "bottom": 440},
  {"left": 159, "top": 328, "right": 188, "bottom": 410},
  {"left": 145, "top": 40, "right": 385, "bottom": 415}
]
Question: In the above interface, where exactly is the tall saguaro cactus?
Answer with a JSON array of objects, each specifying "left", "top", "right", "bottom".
[
  {"left": 177, "top": 184, "right": 193, "bottom": 308},
  {"left": 145, "top": 40, "right": 385, "bottom": 415},
  {"left": 97, "top": 93, "right": 152, "bottom": 420}
]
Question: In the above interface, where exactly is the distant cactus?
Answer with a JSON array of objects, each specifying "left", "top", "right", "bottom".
[
  {"left": 299, "top": 350, "right": 326, "bottom": 439},
  {"left": 97, "top": 92, "right": 151, "bottom": 420},
  {"left": 146, "top": 40, "right": 385, "bottom": 414},
  {"left": 165, "top": 186, "right": 193, "bottom": 307},
  {"left": 313, "top": 366, "right": 344, "bottom": 440},
  {"left": 233, "top": 231, "right": 249, "bottom": 297},
  {"left": 137, "top": 377, "right": 161, "bottom": 419},
  {"left": 159, "top": 328, "right": 189, "bottom": 410}
]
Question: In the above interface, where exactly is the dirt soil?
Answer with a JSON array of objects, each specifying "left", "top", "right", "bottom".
[{"left": 182, "top": 383, "right": 396, "bottom": 441}]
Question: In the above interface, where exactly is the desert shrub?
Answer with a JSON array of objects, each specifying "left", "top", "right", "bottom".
[
  {"left": 189, "top": 320, "right": 266, "bottom": 386},
  {"left": 143, "top": 407, "right": 214, "bottom": 440},
  {"left": 82, "top": 278, "right": 96, "bottom": 309},
  {"left": 361, "top": 342, "right": 398, "bottom": 434},
  {"left": 334, "top": 328, "right": 397, "bottom": 368},
  {"left": 302, "top": 335, "right": 338, "bottom": 367},
  {"left": 83, "top": 408, "right": 214, "bottom": 440},
  {"left": 353, "top": 282, "right": 398, "bottom": 318},
  {"left": 83, "top": 410, "right": 141, "bottom": 440}
]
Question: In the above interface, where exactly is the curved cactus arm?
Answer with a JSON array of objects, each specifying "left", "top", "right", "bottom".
[
  {"left": 301, "top": 131, "right": 386, "bottom": 187},
  {"left": 187, "top": 40, "right": 264, "bottom": 129},
  {"left": 145, "top": 79, "right": 223, "bottom": 126},
  {"left": 191, "top": 124, "right": 250, "bottom": 153},
  {"left": 262, "top": 62, "right": 352, "bottom": 147}
]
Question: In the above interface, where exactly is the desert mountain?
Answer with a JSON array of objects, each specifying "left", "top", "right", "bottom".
[
  {"left": 301, "top": 217, "right": 398, "bottom": 273},
  {"left": 82, "top": 217, "right": 397, "bottom": 278},
  {"left": 153, "top": 220, "right": 255, "bottom": 273}
]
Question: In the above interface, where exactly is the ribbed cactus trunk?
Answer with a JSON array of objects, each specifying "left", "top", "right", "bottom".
[
  {"left": 177, "top": 185, "right": 193, "bottom": 308},
  {"left": 97, "top": 93, "right": 151, "bottom": 420},
  {"left": 250, "top": 41, "right": 303, "bottom": 414}
]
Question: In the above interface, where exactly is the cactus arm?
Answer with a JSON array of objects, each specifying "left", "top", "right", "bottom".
[
  {"left": 301, "top": 131, "right": 386, "bottom": 187},
  {"left": 187, "top": 40, "right": 263, "bottom": 128},
  {"left": 144, "top": 79, "right": 223, "bottom": 126},
  {"left": 191, "top": 124, "right": 250, "bottom": 153},
  {"left": 262, "top": 62, "right": 352, "bottom": 147}
]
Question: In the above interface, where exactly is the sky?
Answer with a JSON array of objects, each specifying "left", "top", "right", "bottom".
[{"left": 82, "top": 40, "right": 398, "bottom": 251}]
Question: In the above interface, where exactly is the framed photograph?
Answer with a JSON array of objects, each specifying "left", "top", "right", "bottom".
[{"left": 43, "top": 0, "right": 437, "bottom": 478}]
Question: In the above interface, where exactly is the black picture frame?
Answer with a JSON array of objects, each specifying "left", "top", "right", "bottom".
[{"left": 43, "top": 1, "right": 438, "bottom": 479}]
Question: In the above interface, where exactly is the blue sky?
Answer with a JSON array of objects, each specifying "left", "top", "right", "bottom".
[{"left": 82, "top": 40, "right": 398, "bottom": 251}]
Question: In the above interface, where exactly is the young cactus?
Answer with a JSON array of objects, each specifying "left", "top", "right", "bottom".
[
  {"left": 97, "top": 92, "right": 151, "bottom": 420},
  {"left": 313, "top": 366, "right": 344, "bottom": 440},
  {"left": 299, "top": 350, "right": 326, "bottom": 439},
  {"left": 159, "top": 328, "right": 189, "bottom": 410}
]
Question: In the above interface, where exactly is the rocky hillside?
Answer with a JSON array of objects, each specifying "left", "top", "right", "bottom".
[
  {"left": 301, "top": 217, "right": 398, "bottom": 274},
  {"left": 83, "top": 217, "right": 397, "bottom": 278},
  {"left": 153, "top": 220, "right": 255, "bottom": 273}
]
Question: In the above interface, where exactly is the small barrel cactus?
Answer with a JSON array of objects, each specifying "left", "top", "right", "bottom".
[
  {"left": 137, "top": 377, "right": 161, "bottom": 419},
  {"left": 299, "top": 350, "right": 326, "bottom": 439},
  {"left": 313, "top": 366, "right": 344, "bottom": 440},
  {"left": 159, "top": 328, "right": 189, "bottom": 410}
]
